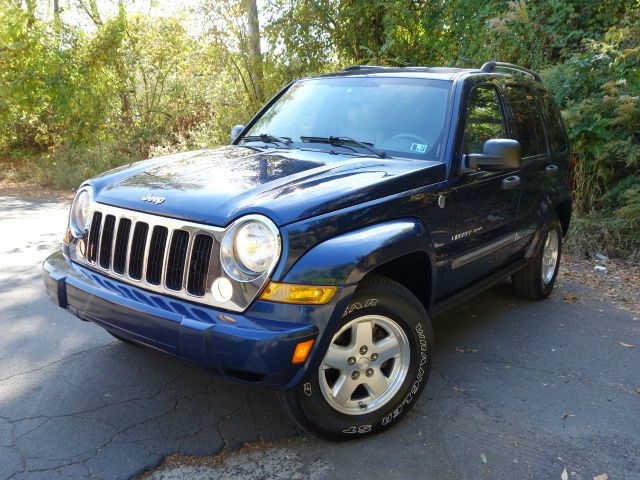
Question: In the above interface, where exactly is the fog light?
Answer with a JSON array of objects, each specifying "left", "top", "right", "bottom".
[
  {"left": 259, "top": 282, "right": 337, "bottom": 305},
  {"left": 292, "top": 339, "right": 315, "bottom": 364},
  {"left": 211, "top": 277, "right": 233, "bottom": 303},
  {"left": 76, "top": 237, "right": 87, "bottom": 258}
]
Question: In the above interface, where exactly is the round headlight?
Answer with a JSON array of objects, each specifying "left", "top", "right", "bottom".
[
  {"left": 69, "top": 187, "right": 93, "bottom": 236},
  {"left": 221, "top": 216, "right": 280, "bottom": 282},
  {"left": 235, "top": 221, "right": 277, "bottom": 272}
]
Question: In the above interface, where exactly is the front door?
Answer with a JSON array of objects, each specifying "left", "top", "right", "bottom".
[{"left": 440, "top": 83, "right": 522, "bottom": 298}]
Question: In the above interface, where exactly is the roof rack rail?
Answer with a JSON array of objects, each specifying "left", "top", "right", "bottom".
[
  {"left": 480, "top": 61, "right": 541, "bottom": 82},
  {"left": 342, "top": 65, "right": 387, "bottom": 71}
]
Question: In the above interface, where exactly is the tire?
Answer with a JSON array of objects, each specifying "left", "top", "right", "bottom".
[
  {"left": 512, "top": 214, "right": 563, "bottom": 300},
  {"left": 280, "top": 274, "right": 434, "bottom": 440}
]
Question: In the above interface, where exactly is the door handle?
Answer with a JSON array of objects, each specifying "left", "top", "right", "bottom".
[
  {"left": 545, "top": 164, "right": 559, "bottom": 175},
  {"left": 502, "top": 175, "right": 521, "bottom": 190}
]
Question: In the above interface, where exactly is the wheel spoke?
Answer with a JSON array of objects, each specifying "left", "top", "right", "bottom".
[
  {"left": 352, "top": 320, "right": 373, "bottom": 348},
  {"left": 364, "top": 369, "right": 389, "bottom": 398},
  {"left": 375, "top": 335, "right": 400, "bottom": 363},
  {"left": 323, "top": 344, "right": 351, "bottom": 369},
  {"left": 332, "top": 374, "right": 357, "bottom": 404}
]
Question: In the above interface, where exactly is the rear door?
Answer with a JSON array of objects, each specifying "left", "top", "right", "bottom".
[
  {"left": 439, "top": 82, "right": 522, "bottom": 298},
  {"left": 500, "top": 84, "right": 552, "bottom": 255},
  {"left": 539, "top": 90, "right": 572, "bottom": 207}
]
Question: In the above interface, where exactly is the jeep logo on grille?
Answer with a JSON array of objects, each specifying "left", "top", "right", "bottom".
[{"left": 141, "top": 194, "right": 165, "bottom": 205}]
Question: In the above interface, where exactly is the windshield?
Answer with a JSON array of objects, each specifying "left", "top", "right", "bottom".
[{"left": 243, "top": 77, "right": 452, "bottom": 160}]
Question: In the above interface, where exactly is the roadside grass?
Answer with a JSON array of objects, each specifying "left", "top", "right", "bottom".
[
  {"left": 1, "top": 143, "right": 146, "bottom": 190},
  {"left": 565, "top": 213, "right": 640, "bottom": 262}
]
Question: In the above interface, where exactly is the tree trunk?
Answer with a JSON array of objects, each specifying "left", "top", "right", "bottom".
[
  {"left": 243, "top": 0, "right": 264, "bottom": 105},
  {"left": 53, "top": 0, "right": 61, "bottom": 34},
  {"left": 24, "top": 0, "right": 37, "bottom": 27}
]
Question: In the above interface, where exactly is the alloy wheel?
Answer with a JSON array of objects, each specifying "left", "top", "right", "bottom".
[
  {"left": 318, "top": 315, "right": 410, "bottom": 415},
  {"left": 541, "top": 228, "right": 560, "bottom": 285}
]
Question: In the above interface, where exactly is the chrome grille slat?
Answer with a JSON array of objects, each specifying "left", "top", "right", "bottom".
[
  {"left": 109, "top": 215, "right": 121, "bottom": 273},
  {"left": 182, "top": 232, "right": 196, "bottom": 291},
  {"left": 92, "top": 212, "right": 104, "bottom": 265},
  {"left": 159, "top": 227, "right": 174, "bottom": 288},
  {"left": 122, "top": 219, "right": 132, "bottom": 277},
  {"left": 140, "top": 222, "right": 154, "bottom": 283}
]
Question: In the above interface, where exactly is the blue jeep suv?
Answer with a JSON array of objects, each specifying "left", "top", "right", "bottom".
[{"left": 43, "top": 62, "right": 572, "bottom": 440}]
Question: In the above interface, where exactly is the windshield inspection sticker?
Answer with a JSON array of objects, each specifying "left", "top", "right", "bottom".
[{"left": 410, "top": 143, "right": 428, "bottom": 153}]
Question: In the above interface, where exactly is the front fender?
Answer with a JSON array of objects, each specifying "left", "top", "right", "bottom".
[
  {"left": 279, "top": 218, "right": 435, "bottom": 389},
  {"left": 282, "top": 218, "right": 433, "bottom": 286}
]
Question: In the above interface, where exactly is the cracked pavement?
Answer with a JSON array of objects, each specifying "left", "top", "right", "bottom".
[
  {"left": 0, "top": 196, "right": 297, "bottom": 480},
  {"left": 1, "top": 195, "right": 639, "bottom": 480}
]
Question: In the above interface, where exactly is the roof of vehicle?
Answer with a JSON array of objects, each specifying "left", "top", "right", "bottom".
[{"left": 314, "top": 62, "right": 542, "bottom": 83}]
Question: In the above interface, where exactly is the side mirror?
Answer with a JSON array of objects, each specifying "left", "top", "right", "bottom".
[
  {"left": 465, "top": 139, "right": 522, "bottom": 171},
  {"left": 230, "top": 124, "right": 245, "bottom": 143}
]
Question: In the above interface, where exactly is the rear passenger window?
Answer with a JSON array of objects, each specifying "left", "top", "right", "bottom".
[
  {"left": 502, "top": 86, "right": 546, "bottom": 157},
  {"left": 541, "top": 93, "right": 568, "bottom": 153},
  {"left": 463, "top": 85, "right": 506, "bottom": 154}
]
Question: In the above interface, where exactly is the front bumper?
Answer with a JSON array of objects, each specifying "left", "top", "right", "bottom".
[{"left": 43, "top": 251, "right": 343, "bottom": 388}]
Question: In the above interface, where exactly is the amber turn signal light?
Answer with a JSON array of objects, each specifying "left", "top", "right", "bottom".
[
  {"left": 292, "top": 339, "right": 315, "bottom": 364},
  {"left": 259, "top": 282, "right": 337, "bottom": 305},
  {"left": 63, "top": 227, "right": 73, "bottom": 245}
]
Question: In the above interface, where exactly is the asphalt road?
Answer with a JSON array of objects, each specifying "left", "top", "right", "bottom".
[{"left": 1, "top": 196, "right": 638, "bottom": 480}]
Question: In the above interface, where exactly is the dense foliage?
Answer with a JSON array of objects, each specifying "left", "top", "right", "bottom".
[{"left": 1, "top": 0, "right": 638, "bottom": 256}]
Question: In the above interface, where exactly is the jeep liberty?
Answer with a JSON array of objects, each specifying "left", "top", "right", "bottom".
[{"left": 43, "top": 61, "right": 572, "bottom": 439}]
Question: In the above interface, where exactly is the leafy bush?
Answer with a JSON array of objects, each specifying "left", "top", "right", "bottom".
[
  {"left": 542, "top": 12, "right": 640, "bottom": 257},
  {"left": 0, "top": 3, "right": 246, "bottom": 187},
  {"left": 544, "top": 20, "right": 640, "bottom": 209}
]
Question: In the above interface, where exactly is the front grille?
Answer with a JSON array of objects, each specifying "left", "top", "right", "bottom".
[{"left": 83, "top": 204, "right": 223, "bottom": 302}]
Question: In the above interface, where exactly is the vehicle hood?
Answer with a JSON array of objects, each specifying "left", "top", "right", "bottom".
[{"left": 90, "top": 146, "right": 446, "bottom": 227}]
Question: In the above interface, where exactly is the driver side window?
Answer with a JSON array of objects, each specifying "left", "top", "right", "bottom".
[{"left": 463, "top": 85, "right": 506, "bottom": 154}]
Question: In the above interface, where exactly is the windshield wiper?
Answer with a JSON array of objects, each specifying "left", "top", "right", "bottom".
[
  {"left": 300, "top": 136, "right": 387, "bottom": 159},
  {"left": 242, "top": 133, "right": 293, "bottom": 148}
]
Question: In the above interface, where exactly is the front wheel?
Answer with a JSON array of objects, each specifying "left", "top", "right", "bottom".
[{"left": 280, "top": 275, "right": 433, "bottom": 440}]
